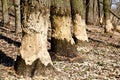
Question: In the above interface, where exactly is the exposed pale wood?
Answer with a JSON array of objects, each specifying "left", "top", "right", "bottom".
[{"left": 70, "top": 0, "right": 88, "bottom": 42}]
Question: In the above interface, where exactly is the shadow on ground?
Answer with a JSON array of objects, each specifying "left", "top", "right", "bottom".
[
  {"left": 0, "top": 50, "right": 14, "bottom": 67},
  {"left": 0, "top": 34, "right": 21, "bottom": 47}
]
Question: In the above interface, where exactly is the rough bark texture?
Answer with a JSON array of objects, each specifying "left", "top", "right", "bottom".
[
  {"left": 98, "top": 0, "right": 102, "bottom": 25},
  {"left": 14, "top": 0, "right": 53, "bottom": 78},
  {"left": 98, "top": 0, "right": 104, "bottom": 26},
  {"left": 51, "top": 0, "right": 81, "bottom": 60},
  {"left": 70, "top": 0, "right": 88, "bottom": 43},
  {"left": 1, "top": 0, "right": 9, "bottom": 25},
  {"left": 86, "top": 0, "right": 94, "bottom": 25},
  {"left": 14, "top": 56, "right": 55, "bottom": 78},
  {"left": 93, "top": 0, "right": 98, "bottom": 25},
  {"left": 103, "top": 0, "right": 113, "bottom": 32},
  {"left": 14, "top": 0, "right": 22, "bottom": 33}
]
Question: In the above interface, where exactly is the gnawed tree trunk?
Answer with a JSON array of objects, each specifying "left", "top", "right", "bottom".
[
  {"left": 70, "top": 0, "right": 88, "bottom": 43},
  {"left": 14, "top": 0, "right": 55, "bottom": 78},
  {"left": 98, "top": 0, "right": 104, "bottom": 27},
  {"left": 51, "top": 0, "right": 83, "bottom": 61},
  {"left": 103, "top": 0, "right": 113, "bottom": 33},
  {"left": 14, "top": 0, "right": 22, "bottom": 33},
  {"left": 1, "top": 0, "right": 9, "bottom": 26}
]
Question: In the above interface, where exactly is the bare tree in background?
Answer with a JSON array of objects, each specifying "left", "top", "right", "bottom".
[
  {"left": 1, "top": 0, "right": 9, "bottom": 26},
  {"left": 103, "top": 0, "right": 113, "bottom": 33},
  {"left": 14, "top": 0, "right": 22, "bottom": 33}
]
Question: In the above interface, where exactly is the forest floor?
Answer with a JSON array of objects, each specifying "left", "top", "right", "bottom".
[{"left": 0, "top": 13, "right": 120, "bottom": 80}]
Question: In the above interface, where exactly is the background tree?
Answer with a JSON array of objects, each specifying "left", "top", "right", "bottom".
[
  {"left": 70, "top": 0, "right": 88, "bottom": 43},
  {"left": 103, "top": 0, "right": 113, "bottom": 32},
  {"left": 14, "top": 0, "right": 22, "bottom": 33},
  {"left": 1, "top": 0, "right": 9, "bottom": 26},
  {"left": 86, "top": 0, "right": 94, "bottom": 25},
  {"left": 51, "top": 0, "right": 83, "bottom": 61},
  {"left": 116, "top": 2, "right": 120, "bottom": 16},
  {"left": 14, "top": 0, "right": 55, "bottom": 78},
  {"left": 93, "top": 0, "right": 98, "bottom": 25}
]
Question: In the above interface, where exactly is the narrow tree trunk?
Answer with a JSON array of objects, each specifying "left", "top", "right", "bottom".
[
  {"left": 70, "top": 0, "right": 88, "bottom": 43},
  {"left": 103, "top": 0, "right": 113, "bottom": 32},
  {"left": 1, "top": 0, "right": 9, "bottom": 26},
  {"left": 14, "top": 0, "right": 55, "bottom": 78},
  {"left": 99, "top": 0, "right": 104, "bottom": 26},
  {"left": 98, "top": 0, "right": 101, "bottom": 25},
  {"left": 93, "top": 0, "right": 98, "bottom": 25},
  {"left": 51, "top": 0, "right": 83, "bottom": 61},
  {"left": 14, "top": 0, "right": 22, "bottom": 33},
  {"left": 86, "top": 0, "right": 94, "bottom": 25}
]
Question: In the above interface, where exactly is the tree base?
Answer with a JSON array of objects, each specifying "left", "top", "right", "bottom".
[
  {"left": 14, "top": 56, "right": 57, "bottom": 79},
  {"left": 105, "top": 20, "right": 114, "bottom": 33},
  {"left": 51, "top": 38, "right": 85, "bottom": 62},
  {"left": 73, "top": 14, "right": 88, "bottom": 42}
]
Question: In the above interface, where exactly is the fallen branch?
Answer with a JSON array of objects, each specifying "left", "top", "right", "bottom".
[{"left": 89, "top": 37, "right": 120, "bottom": 48}]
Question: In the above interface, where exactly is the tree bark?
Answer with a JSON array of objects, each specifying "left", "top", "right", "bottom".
[
  {"left": 86, "top": 0, "right": 94, "bottom": 25},
  {"left": 99, "top": 0, "right": 104, "bottom": 26},
  {"left": 98, "top": 0, "right": 102, "bottom": 25},
  {"left": 14, "top": 0, "right": 22, "bottom": 33},
  {"left": 70, "top": 0, "right": 88, "bottom": 43},
  {"left": 1, "top": 0, "right": 9, "bottom": 26},
  {"left": 93, "top": 0, "right": 98, "bottom": 25},
  {"left": 103, "top": 0, "right": 113, "bottom": 32},
  {"left": 51, "top": 0, "right": 82, "bottom": 61},
  {"left": 14, "top": 0, "right": 54, "bottom": 78}
]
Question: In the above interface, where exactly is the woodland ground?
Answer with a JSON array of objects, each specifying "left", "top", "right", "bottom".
[{"left": 0, "top": 11, "right": 120, "bottom": 80}]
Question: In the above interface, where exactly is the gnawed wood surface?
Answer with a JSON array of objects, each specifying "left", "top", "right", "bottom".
[
  {"left": 73, "top": 14, "right": 88, "bottom": 42},
  {"left": 51, "top": 16, "right": 74, "bottom": 44}
]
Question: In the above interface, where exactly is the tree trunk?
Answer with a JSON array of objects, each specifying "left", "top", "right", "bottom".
[
  {"left": 14, "top": 0, "right": 22, "bottom": 33},
  {"left": 103, "top": 0, "right": 113, "bottom": 32},
  {"left": 86, "top": 0, "right": 94, "bottom": 25},
  {"left": 98, "top": 0, "right": 104, "bottom": 26},
  {"left": 51, "top": 0, "right": 83, "bottom": 61},
  {"left": 93, "top": 0, "right": 98, "bottom": 25},
  {"left": 98, "top": 0, "right": 101, "bottom": 25},
  {"left": 14, "top": 0, "right": 55, "bottom": 78},
  {"left": 1, "top": 0, "right": 9, "bottom": 26},
  {"left": 70, "top": 0, "right": 88, "bottom": 43}
]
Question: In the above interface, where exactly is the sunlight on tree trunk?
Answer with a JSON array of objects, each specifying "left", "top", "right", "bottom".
[
  {"left": 70, "top": 0, "right": 88, "bottom": 43},
  {"left": 86, "top": 0, "right": 94, "bottom": 25},
  {"left": 20, "top": 14, "right": 52, "bottom": 65},
  {"left": 51, "top": 0, "right": 84, "bottom": 61},
  {"left": 51, "top": 16, "right": 74, "bottom": 44},
  {"left": 103, "top": 0, "right": 113, "bottom": 33},
  {"left": 14, "top": 0, "right": 55, "bottom": 78},
  {"left": 73, "top": 14, "right": 88, "bottom": 42}
]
